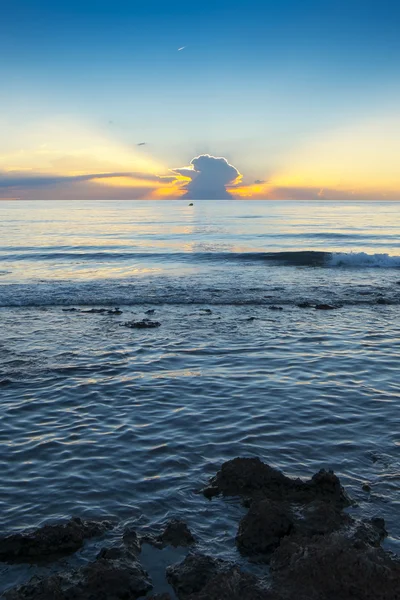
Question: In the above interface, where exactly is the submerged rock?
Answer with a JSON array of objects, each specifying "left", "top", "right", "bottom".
[
  {"left": 270, "top": 533, "right": 400, "bottom": 600},
  {"left": 202, "top": 458, "right": 350, "bottom": 507},
  {"left": 143, "top": 519, "right": 196, "bottom": 549},
  {"left": 4, "top": 546, "right": 152, "bottom": 600},
  {"left": 0, "top": 517, "right": 112, "bottom": 564},
  {"left": 122, "top": 319, "right": 161, "bottom": 329},
  {"left": 314, "top": 303, "right": 339, "bottom": 310}
]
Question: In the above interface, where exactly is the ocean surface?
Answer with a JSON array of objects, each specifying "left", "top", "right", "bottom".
[{"left": 0, "top": 200, "right": 399, "bottom": 596}]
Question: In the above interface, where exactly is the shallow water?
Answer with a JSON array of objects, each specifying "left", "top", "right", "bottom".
[{"left": 0, "top": 200, "right": 399, "bottom": 595}]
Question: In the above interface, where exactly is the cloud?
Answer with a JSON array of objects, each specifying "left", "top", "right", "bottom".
[
  {"left": 254, "top": 179, "right": 266, "bottom": 185},
  {"left": 171, "top": 154, "right": 241, "bottom": 199},
  {"left": 0, "top": 171, "right": 175, "bottom": 190}
]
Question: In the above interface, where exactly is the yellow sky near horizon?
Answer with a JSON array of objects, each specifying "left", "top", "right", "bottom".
[{"left": 1, "top": 114, "right": 399, "bottom": 200}]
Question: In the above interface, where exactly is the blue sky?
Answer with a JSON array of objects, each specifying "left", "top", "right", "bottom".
[{"left": 1, "top": 0, "right": 399, "bottom": 199}]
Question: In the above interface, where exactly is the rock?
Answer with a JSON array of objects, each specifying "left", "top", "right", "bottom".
[
  {"left": 362, "top": 482, "right": 372, "bottom": 492},
  {"left": 143, "top": 519, "right": 195, "bottom": 549},
  {"left": 166, "top": 553, "right": 225, "bottom": 600},
  {"left": 200, "top": 309, "right": 212, "bottom": 315},
  {"left": 107, "top": 308, "right": 122, "bottom": 315},
  {"left": 189, "top": 203, "right": 194, "bottom": 206},
  {"left": 236, "top": 499, "right": 355, "bottom": 561},
  {"left": 122, "top": 527, "right": 142, "bottom": 555},
  {"left": 270, "top": 533, "right": 400, "bottom": 600},
  {"left": 81, "top": 308, "right": 108, "bottom": 314},
  {"left": 245, "top": 316, "right": 256, "bottom": 321},
  {"left": 269, "top": 306, "right": 283, "bottom": 311},
  {"left": 0, "top": 517, "right": 113, "bottom": 564},
  {"left": 351, "top": 517, "right": 387, "bottom": 547},
  {"left": 122, "top": 319, "right": 161, "bottom": 329},
  {"left": 202, "top": 458, "right": 350, "bottom": 507},
  {"left": 145, "top": 309, "right": 156, "bottom": 315},
  {"left": 236, "top": 499, "right": 293, "bottom": 557},
  {"left": 186, "top": 566, "right": 278, "bottom": 600},
  {"left": 293, "top": 500, "right": 351, "bottom": 538},
  {"left": 4, "top": 546, "right": 152, "bottom": 600},
  {"left": 314, "top": 304, "right": 339, "bottom": 310}
]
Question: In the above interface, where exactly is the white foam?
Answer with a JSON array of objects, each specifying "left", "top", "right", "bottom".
[{"left": 327, "top": 252, "right": 400, "bottom": 268}]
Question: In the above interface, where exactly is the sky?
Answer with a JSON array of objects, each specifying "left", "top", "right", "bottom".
[{"left": 1, "top": 0, "right": 399, "bottom": 200}]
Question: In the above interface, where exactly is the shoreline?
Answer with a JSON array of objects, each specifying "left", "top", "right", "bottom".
[{"left": 2, "top": 457, "right": 399, "bottom": 599}]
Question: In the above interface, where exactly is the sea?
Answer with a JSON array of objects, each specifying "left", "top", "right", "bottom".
[{"left": 0, "top": 200, "right": 399, "bottom": 595}]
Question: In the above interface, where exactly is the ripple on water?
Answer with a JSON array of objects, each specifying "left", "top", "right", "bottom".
[{"left": 0, "top": 304, "right": 399, "bottom": 593}]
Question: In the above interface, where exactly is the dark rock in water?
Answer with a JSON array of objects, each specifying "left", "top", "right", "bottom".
[
  {"left": 145, "top": 309, "right": 156, "bottom": 315},
  {"left": 107, "top": 308, "right": 122, "bottom": 315},
  {"left": 203, "top": 458, "right": 289, "bottom": 500},
  {"left": 167, "top": 554, "right": 278, "bottom": 600},
  {"left": 352, "top": 517, "right": 388, "bottom": 547},
  {"left": 269, "top": 306, "right": 283, "bottom": 311},
  {"left": 236, "top": 499, "right": 293, "bottom": 557},
  {"left": 166, "top": 553, "right": 225, "bottom": 600},
  {"left": 122, "top": 319, "right": 161, "bottom": 329},
  {"left": 270, "top": 533, "right": 400, "bottom": 600},
  {"left": 314, "top": 303, "right": 339, "bottom": 310},
  {"left": 143, "top": 519, "right": 195, "bottom": 549},
  {"left": 236, "top": 499, "right": 356, "bottom": 561},
  {"left": 363, "top": 482, "right": 372, "bottom": 492},
  {"left": 199, "top": 309, "right": 212, "bottom": 315},
  {"left": 297, "top": 302, "right": 311, "bottom": 308},
  {"left": 122, "top": 527, "right": 142, "bottom": 555},
  {"left": 186, "top": 566, "right": 278, "bottom": 600},
  {"left": 245, "top": 316, "right": 256, "bottom": 321},
  {"left": 0, "top": 517, "right": 113, "bottom": 564},
  {"left": 4, "top": 546, "right": 152, "bottom": 600},
  {"left": 203, "top": 458, "right": 350, "bottom": 507},
  {"left": 293, "top": 500, "right": 351, "bottom": 538},
  {"left": 81, "top": 308, "right": 108, "bottom": 314},
  {"left": 189, "top": 203, "right": 194, "bottom": 206}
]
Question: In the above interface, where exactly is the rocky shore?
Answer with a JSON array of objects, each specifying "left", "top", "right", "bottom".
[{"left": 1, "top": 458, "right": 399, "bottom": 599}]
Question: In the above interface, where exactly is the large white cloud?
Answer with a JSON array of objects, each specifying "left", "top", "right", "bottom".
[{"left": 172, "top": 154, "right": 241, "bottom": 199}]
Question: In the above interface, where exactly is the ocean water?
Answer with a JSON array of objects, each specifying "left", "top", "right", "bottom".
[{"left": 0, "top": 200, "right": 399, "bottom": 595}]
